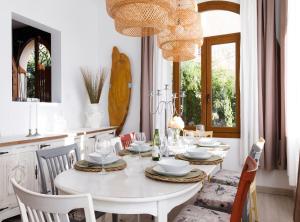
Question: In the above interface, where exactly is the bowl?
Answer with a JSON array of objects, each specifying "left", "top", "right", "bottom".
[
  {"left": 130, "top": 144, "right": 151, "bottom": 152},
  {"left": 157, "top": 159, "right": 189, "bottom": 172},
  {"left": 187, "top": 148, "right": 209, "bottom": 158},
  {"left": 198, "top": 138, "right": 220, "bottom": 146}
]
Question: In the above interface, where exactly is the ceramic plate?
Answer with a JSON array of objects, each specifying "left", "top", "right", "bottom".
[
  {"left": 197, "top": 142, "right": 221, "bottom": 147},
  {"left": 183, "top": 152, "right": 212, "bottom": 160},
  {"left": 128, "top": 145, "right": 152, "bottom": 153},
  {"left": 152, "top": 165, "right": 192, "bottom": 177}
]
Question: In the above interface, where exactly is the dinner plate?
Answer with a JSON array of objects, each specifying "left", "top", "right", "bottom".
[
  {"left": 88, "top": 153, "right": 120, "bottom": 165},
  {"left": 183, "top": 152, "right": 212, "bottom": 160},
  {"left": 128, "top": 144, "right": 152, "bottom": 153},
  {"left": 197, "top": 142, "right": 221, "bottom": 147},
  {"left": 152, "top": 165, "right": 192, "bottom": 177}
]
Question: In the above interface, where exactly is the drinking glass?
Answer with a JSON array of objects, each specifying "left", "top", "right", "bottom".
[
  {"left": 183, "top": 131, "right": 194, "bottom": 148},
  {"left": 196, "top": 124, "right": 205, "bottom": 137},
  {"left": 133, "top": 132, "right": 147, "bottom": 157},
  {"left": 160, "top": 136, "right": 169, "bottom": 157},
  {"left": 95, "top": 139, "right": 112, "bottom": 175}
]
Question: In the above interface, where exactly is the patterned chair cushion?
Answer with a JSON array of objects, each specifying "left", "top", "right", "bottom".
[
  {"left": 210, "top": 169, "right": 240, "bottom": 187},
  {"left": 173, "top": 205, "right": 230, "bottom": 222},
  {"left": 69, "top": 209, "right": 104, "bottom": 222},
  {"left": 195, "top": 182, "right": 237, "bottom": 213}
]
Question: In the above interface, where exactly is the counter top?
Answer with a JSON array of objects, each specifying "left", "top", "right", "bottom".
[{"left": 0, "top": 126, "right": 118, "bottom": 148}]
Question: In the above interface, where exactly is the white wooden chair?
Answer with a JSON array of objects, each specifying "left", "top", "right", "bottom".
[{"left": 11, "top": 178, "right": 96, "bottom": 222}]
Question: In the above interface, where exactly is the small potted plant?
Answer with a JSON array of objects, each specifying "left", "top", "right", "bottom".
[{"left": 81, "top": 67, "right": 106, "bottom": 128}]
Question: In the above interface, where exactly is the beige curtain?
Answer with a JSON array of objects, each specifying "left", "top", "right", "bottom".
[
  {"left": 257, "top": 0, "right": 287, "bottom": 170},
  {"left": 140, "top": 37, "right": 154, "bottom": 140}
]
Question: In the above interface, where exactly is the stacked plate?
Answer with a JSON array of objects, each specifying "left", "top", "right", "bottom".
[
  {"left": 127, "top": 143, "right": 152, "bottom": 153},
  {"left": 88, "top": 152, "right": 120, "bottom": 165},
  {"left": 197, "top": 138, "right": 221, "bottom": 147},
  {"left": 153, "top": 159, "right": 192, "bottom": 177}
]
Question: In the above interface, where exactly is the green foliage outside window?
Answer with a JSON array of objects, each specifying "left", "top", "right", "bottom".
[
  {"left": 181, "top": 61, "right": 201, "bottom": 126},
  {"left": 180, "top": 61, "right": 236, "bottom": 128},
  {"left": 27, "top": 44, "right": 51, "bottom": 98}
]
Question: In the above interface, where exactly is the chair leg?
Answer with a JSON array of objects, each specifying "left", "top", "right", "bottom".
[
  {"left": 112, "top": 214, "right": 118, "bottom": 222},
  {"left": 249, "top": 206, "right": 253, "bottom": 222},
  {"left": 252, "top": 190, "right": 259, "bottom": 222}
]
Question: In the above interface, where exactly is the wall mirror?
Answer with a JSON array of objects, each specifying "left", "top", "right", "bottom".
[{"left": 12, "top": 13, "right": 61, "bottom": 103}]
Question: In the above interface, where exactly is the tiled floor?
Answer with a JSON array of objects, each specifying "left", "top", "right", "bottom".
[{"left": 4, "top": 192, "right": 294, "bottom": 222}]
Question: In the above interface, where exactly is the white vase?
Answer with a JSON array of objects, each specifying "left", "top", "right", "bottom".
[{"left": 85, "top": 103, "right": 101, "bottom": 128}]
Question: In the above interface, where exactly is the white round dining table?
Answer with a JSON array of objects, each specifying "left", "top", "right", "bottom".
[{"left": 54, "top": 157, "right": 217, "bottom": 222}]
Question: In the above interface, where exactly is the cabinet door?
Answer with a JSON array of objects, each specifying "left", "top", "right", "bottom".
[{"left": 0, "top": 147, "right": 38, "bottom": 209}]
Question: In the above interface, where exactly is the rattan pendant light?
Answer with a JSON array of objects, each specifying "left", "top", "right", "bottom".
[
  {"left": 162, "top": 45, "right": 197, "bottom": 62},
  {"left": 106, "top": 0, "right": 176, "bottom": 37},
  {"left": 168, "top": 0, "right": 197, "bottom": 27},
  {"left": 159, "top": 15, "right": 203, "bottom": 61},
  {"left": 158, "top": 0, "right": 203, "bottom": 62}
]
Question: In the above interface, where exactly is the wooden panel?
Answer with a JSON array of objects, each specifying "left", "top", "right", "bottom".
[
  {"left": 198, "top": 1, "right": 240, "bottom": 14},
  {"left": 205, "top": 33, "right": 240, "bottom": 136},
  {"left": 108, "top": 47, "right": 132, "bottom": 135}
]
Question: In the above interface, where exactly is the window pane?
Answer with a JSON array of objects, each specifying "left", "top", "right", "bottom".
[
  {"left": 180, "top": 56, "right": 201, "bottom": 126},
  {"left": 201, "top": 10, "right": 241, "bottom": 37},
  {"left": 211, "top": 43, "right": 237, "bottom": 127}
]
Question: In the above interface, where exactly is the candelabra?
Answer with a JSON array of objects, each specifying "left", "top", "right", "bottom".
[{"left": 150, "top": 84, "right": 185, "bottom": 136}]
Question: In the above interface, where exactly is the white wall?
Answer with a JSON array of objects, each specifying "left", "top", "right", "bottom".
[
  {"left": 0, "top": 0, "right": 141, "bottom": 136},
  {"left": 97, "top": 0, "right": 141, "bottom": 134}
]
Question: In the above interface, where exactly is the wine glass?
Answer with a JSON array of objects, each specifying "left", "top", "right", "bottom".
[
  {"left": 133, "top": 132, "right": 147, "bottom": 158},
  {"left": 95, "top": 139, "right": 112, "bottom": 175}
]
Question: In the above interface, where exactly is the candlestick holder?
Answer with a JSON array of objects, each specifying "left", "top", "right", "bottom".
[
  {"left": 34, "top": 128, "right": 41, "bottom": 137},
  {"left": 150, "top": 84, "right": 185, "bottom": 136},
  {"left": 26, "top": 129, "right": 34, "bottom": 137}
]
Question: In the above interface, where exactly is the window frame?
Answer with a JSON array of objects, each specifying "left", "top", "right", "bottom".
[{"left": 173, "top": 1, "right": 241, "bottom": 138}]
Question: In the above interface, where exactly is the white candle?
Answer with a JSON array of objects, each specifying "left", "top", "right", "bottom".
[
  {"left": 36, "top": 102, "right": 38, "bottom": 130},
  {"left": 29, "top": 102, "right": 32, "bottom": 130}
]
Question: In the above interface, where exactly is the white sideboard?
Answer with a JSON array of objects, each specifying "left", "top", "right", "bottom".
[{"left": 0, "top": 127, "right": 117, "bottom": 221}]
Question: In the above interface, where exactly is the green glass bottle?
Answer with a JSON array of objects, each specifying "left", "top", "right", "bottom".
[{"left": 152, "top": 129, "right": 161, "bottom": 161}]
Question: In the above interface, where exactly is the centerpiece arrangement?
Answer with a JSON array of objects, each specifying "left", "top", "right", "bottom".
[
  {"left": 168, "top": 115, "right": 185, "bottom": 142},
  {"left": 81, "top": 67, "right": 106, "bottom": 128}
]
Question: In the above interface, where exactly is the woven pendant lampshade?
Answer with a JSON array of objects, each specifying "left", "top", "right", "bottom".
[
  {"left": 158, "top": 0, "right": 203, "bottom": 62},
  {"left": 159, "top": 11, "right": 203, "bottom": 62},
  {"left": 168, "top": 0, "right": 198, "bottom": 27},
  {"left": 162, "top": 45, "right": 198, "bottom": 62},
  {"left": 106, "top": 0, "right": 176, "bottom": 37}
]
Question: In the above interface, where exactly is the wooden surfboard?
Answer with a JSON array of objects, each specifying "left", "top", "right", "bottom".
[{"left": 108, "top": 47, "right": 132, "bottom": 135}]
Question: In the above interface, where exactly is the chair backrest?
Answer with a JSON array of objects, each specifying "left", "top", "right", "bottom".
[
  {"left": 230, "top": 156, "right": 258, "bottom": 222},
  {"left": 120, "top": 132, "right": 135, "bottom": 149},
  {"left": 110, "top": 137, "right": 123, "bottom": 153},
  {"left": 11, "top": 178, "right": 96, "bottom": 222},
  {"left": 183, "top": 130, "right": 213, "bottom": 138},
  {"left": 36, "top": 144, "right": 80, "bottom": 194},
  {"left": 294, "top": 154, "right": 300, "bottom": 221},
  {"left": 249, "top": 137, "right": 265, "bottom": 163}
]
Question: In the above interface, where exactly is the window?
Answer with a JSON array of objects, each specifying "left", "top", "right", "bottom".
[
  {"left": 12, "top": 13, "right": 62, "bottom": 103},
  {"left": 173, "top": 1, "right": 241, "bottom": 138}
]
